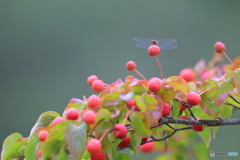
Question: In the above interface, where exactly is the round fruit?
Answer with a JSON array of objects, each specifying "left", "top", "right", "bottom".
[
  {"left": 148, "top": 45, "right": 160, "bottom": 56},
  {"left": 126, "top": 61, "right": 136, "bottom": 71},
  {"left": 180, "top": 103, "right": 187, "bottom": 112},
  {"left": 179, "top": 68, "right": 195, "bottom": 82},
  {"left": 87, "top": 75, "right": 98, "bottom": 86},
  {"left": 186, "top": 92, "right": 201, "bottom": 106},
  {"left": 139, "top": 141, "right": 154, "bottom": 153},
  {"left": 86, "top": 139, "right": 102, "bottom": 153},
  {"left": 214, "top": 42, "right": 226, "bottom": 53},
  {"left": 113, "top": 124, "right": 127, "bottom": 139},
  {"left": 148, "top": 77, "right": 162, "bottom": 92},
  {"left": 88, "top": 95, "right": 101, "bottom": 108},
  {"left": 66, "top": 108, "right": 79, "bottom": 120},
  {"left": 92, "top": 80, "right": 104, "bottom": 92},
  {"left": 52, "top": 117, "right": 64, "bottom": 126},
  {"left": 90, "top": 151, "right": 106, "bottom": 160},
  {"left": 162, "top": 103, "right": 171, "bottom": 117},
  {"left": 38, "top": 130, "right": 49, "bottom": 142},
  {"left": 83, "top": 110, "right": 96, "bottom": 125},
  {"left": 118, "top": 137, "right": 131, "bottom": 149}
]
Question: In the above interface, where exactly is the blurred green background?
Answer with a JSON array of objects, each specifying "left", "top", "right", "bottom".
[{"left": 1, "top": 1, "right": 240, "bottom": 159}]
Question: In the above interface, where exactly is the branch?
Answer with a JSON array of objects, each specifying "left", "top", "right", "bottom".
[{"left": 159, "top": 118, "right": 240, "bottom": 126}]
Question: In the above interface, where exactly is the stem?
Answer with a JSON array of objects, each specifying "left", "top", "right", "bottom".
[
  {"left": 198, "top": 87, "right": 213, "bottom": 95},
  {"left": 155, "top": 56, "right": 164, "bottom": 79},
  {"left": 223, "top": 51, "right": 233, "bottom": 64},
  {"left": 134, "top": 69, "right": 147, "bottom": 80},
  {"left": 99, "top": 126, "right": 111, "bottom": 142},
  {"left": 122, "top": 109, "right": 132, "bottom": 124}
]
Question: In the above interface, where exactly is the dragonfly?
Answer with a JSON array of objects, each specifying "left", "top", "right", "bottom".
[{"left": 133, "top": 37, "right": 177, "bottom": 49}]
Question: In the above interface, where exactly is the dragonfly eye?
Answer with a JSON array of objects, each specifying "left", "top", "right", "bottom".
[{"left": 151, "top": 40, "right": 158, "bottom": 45}]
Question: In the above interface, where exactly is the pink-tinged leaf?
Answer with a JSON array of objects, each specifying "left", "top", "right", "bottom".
[
  {"left": 233, "top": 68, "right": 240, "bottom": 91},
  {"left": 1, "top": 133, "right": 27, "bottom": 160},
  {"left": 102, "top": 91, "right": 121, "bottom": 105},
  {"left": 166, "top": 76, "right": 189, "bottom": 95},
  {"left": 65, "top": 98, "right": 84, "bottom": 110},
  {"left": 194, "top": 59, "right": 206, "bottom": 72},
  {"left": 142, "top": 94, "right": 158, "bottom": 111},
  {"left": 30, "top": 111, "right": 60, "bottom": 136},
  {"left": 156, "top": 84, "right": 176, "bottom": 103},
  {"left": 120, "top": 92, "right": 134, "bottom": 100},
  {"left": 115, "top": 78, "right": 124, "bottom": 87},
  {"left": 65, "top": 123, "right": 87, "bottom": 159}
]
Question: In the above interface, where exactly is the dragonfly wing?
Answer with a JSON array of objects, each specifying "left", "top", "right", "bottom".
[
  {"left": 135, "top": 42, "right": 151, "bottom": 49},
  {"left": 158, "top": 43, "right": 178, "bottom": 49},
  {"left": 157, "top": 39, "right": 177, "bottom": 43}
]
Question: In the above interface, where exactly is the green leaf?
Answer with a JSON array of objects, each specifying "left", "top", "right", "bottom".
[
  {"left": 172, "top": 100, "right": 181, "bottom": 118},
  {"left": 131, "top": 84, "right": 148, "bottom": 95},
  {"left": 130, "top": 112, "right": 151, "bottom": 137},
  {"left": 233, "top": 68, "right": 240, "bottom": 91},
  {"left": 102, "top": 91, "right": 121, "bottom": 105},
  {"left": 113, "top": 153, "right": 132, "bottom": 160},
  {"left": 1, "top": 133, "right": 27, "bottom": 160},
  {"left": 64, "top": 123, "right": 87, "bottom": 159},
  {"left": 198, "top": 127, "right": 211, "bottom": 148},
  {"left": 57, "top": 147, "right": 75, "bottom": 160},
  {"left": 24, "top": 133, "right": 39, "bottom": 160},
  {"left": 156, "top": 85, "right": 176, "bottom": 103},
  {"left": 193, "top": 142, "right": 209, "bottom": 160},
  {"left": 29, "top": 111, "right": 60, "bottom": 136},
  {"left": 130, "top": 133, "right": 141, "bottom": 152},
  {"left": 64, "top": 98, "right": 85, "bottom": 111},
  {"left": 96, "top": 108, "right": 111, "bottom": 121},
  {"left": 41, "top": 121, "right": 72, "bottom": 158},
  {"left": 141, "top": 94, "right": 158, "bottom": 111}
]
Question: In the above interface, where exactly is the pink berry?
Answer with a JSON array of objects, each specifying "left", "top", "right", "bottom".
[
  {"left": 83, "top": 110, "right": 96, "bottom": 125},
  {"left": 148, "top": 45, "right": 160, "bottom": 56},
  {"left": 87, "top": 75, "right": 98, "bottom": 86},
  {"left": 118, "top": 137, "right": 131, "bottom": 149},
  {"left": 88, "top": 95, "right": 101, "bottom": 108},
  {"left": 90, "top": 151, "right": 106, "bottom": 160},
  {"left": 126, "top": 100, "right": 135, "bottom": 107},
  {"left": 126, "top": 61, "right": 136, "bottom": 71},
  {"left": 52, "top": 117, "right": 64, "bottom": 126},
  {"left": 148, "top": 77, "right": 162, "bottom": 92},
  {"left": 201, "top": 70, "right": 215, "bottom": 80},
  {"left": 139, "top": 141, "right": 154, "bottom": 153},
  {"left": 214, "top": 42, "right": 226, "bottom": 53},
  {"left": 38, "top": 130, "right": 49, "bottom": 142},
  {"left": 113, "top": 124, "right": 127, "bottom": 139},
  {"left": 179, "top": 68, "right": 195, "bottom": 82},
  {"left": 192, "top": 125, "right": 203, "bottom": 132},
  {"left": 141, "top": 137, "right": 148, "bottom": 142},
  {"left": 86, "top": 139, "right": 102, "bottom": 154},
  {"left": 66, "top": 108, "right": 79, "bottom": 120},
  {"left": 162, "top": 103, "right": 171, "bottom": 117},
  {"left": 186, "top": 92, "right": 201, "bottom": 106},
  {"left": 92, "top": 80, "right": 104, "bottom": 92},
  {"left": 36, "top": 150, "right": 42, "bottom": 158}
]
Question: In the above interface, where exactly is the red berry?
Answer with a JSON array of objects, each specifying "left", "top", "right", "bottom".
[
  {"left": 86, "top": 139, "right": 102, "bottom": 153},
  {"left": 141, "top": 137, "right": 148, "bottom": 142},
  {"left": 118, "top": 137, "right": 131, "bottom": 149},
  {"left": 88, "top": 95, "right": 101, "bottom": 108},
  {"left": 38, "top": 130, "right": 49, "bottom": 142},
  {"left": 36, "top": 150, "right": 42, "bottom": 158},
  {"left": 66, "top": 108, "right": 79, "bottom": 120},
  {"left": 214, "top": 42, "right": 226, "bottom": 53},
  {"left": 148, "top": 45, "right": 160, "bottom": 56},
  {"left": 179, "top": 68, "right": 195, "bottom": 82},
  {"left": 186, "top": 92, "right": 201, "bottom": 106},
  {"left": 113, "top": 124, "right": 127, "bottom": 139},
  {"left": 148, "top": 77, "right": 162, "bottom": 92},
  {"left": 126, "top": 61, "right": 136, "bottom": 71},
  {"left": 139, "top": 141, "right": 154, "bottom": 153},
  {"left": 90, "top": 151, "right": 106, "bottom": 160},
  {"left": 52, "top": 117, "right": 64, "bottom": 126},
  {"left": 87, "top": 75, "right": 98, "bottom": 86},
  {"left": 180, "top": 103, "right": 187, "bottom": 112},
  {"left": 83, "top": 110, "right": 96, "bottom": 125},
  {"left": 162, "top": 103, "right": 171, "bottom": 117},
  {"left": 92, "top": 80, "right": 104, "bottom": 92},
  {"left": 192, "top": 125, "right": 203, "bottom": 132},
  {"left": 126, "top": 100, "right": 135, "bottom": 107},
  {"left": 201, "top": 70, "right": 215, "bottom": 80}
]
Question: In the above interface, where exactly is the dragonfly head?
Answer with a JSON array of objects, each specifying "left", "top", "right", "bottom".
[{"left": 151, "top": 40, "right": 158, "bottom": 46}]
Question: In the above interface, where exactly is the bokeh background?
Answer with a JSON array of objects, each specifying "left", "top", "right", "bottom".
[{"left": 1, "top": 1, "right": 240, "bottom": 159}]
